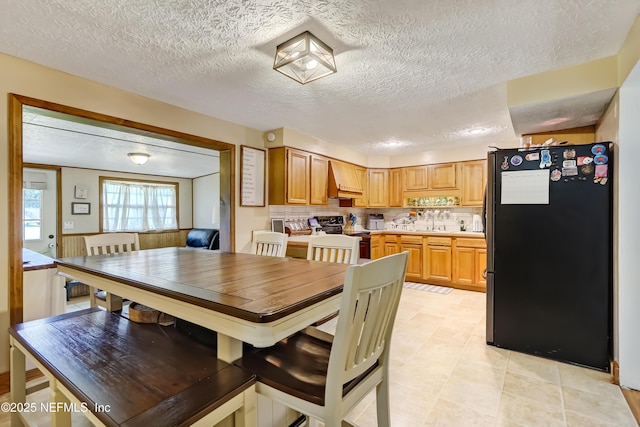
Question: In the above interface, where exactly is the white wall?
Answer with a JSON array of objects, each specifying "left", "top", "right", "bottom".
[
  {"left": 193, "top": 173, "right": 220, "bottom": 229},
  {"left": 617, "top": 60, "right": 640, "bottom": 390},
  {"left": 61, "top": 167, "right": 193, "bottom": 234}
]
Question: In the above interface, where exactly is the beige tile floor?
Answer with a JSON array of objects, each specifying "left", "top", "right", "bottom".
[
  {"left": 341, "top": 287, "right": 637, "bottom": 427},
  {"left": 2, "top": 290, "right": 637, "bottom": 427}
]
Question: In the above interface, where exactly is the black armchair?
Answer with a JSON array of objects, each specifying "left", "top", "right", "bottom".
[{"left": 185, "top": 228, "right": 220, "bottom": 250}]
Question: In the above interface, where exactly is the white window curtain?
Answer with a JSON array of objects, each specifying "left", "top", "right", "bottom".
[{"left": 103, "top": 180, "right": 177, "bottom": 232}]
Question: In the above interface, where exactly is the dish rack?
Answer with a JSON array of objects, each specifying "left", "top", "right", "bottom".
[{"left": 285, "top": 221, "right": 312, "bottom": 236}]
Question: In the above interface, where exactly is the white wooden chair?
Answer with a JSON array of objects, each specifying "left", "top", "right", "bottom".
[
  {"left": 83, "top": 233, "right": 140, "bottom": 311},
  {"left": 306, "top": 234, "right": 361, "bottom": 265},
  {"left": 236, "top": 252, "right": 409, "bottom": 427},
  {"left": 251, "top": 231, "right": 288, "bottom": 257}
]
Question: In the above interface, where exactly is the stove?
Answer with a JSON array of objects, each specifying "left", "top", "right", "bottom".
[{"left": 314, "top": 216, "right": 344, "bottom": 234}]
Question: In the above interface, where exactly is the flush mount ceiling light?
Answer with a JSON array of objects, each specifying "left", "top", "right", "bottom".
[
  {"left": 128, "top": 152, "right": 150, "bottom": 165},
  {"left": 273, "top": 31, "right": 337, "bottom": 84}
]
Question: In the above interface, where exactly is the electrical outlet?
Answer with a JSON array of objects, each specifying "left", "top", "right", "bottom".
[{"left": 63, "top": 221, "right": 74, "bottom": 230}]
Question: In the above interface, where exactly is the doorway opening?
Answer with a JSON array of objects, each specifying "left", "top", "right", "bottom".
[{"left": 9, "top": 94, "right": 236, "bottom": 325}]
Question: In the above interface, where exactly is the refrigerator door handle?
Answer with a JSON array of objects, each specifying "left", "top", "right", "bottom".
[{"left": 485, "top": 153, "right": 495, "bottom": 273}]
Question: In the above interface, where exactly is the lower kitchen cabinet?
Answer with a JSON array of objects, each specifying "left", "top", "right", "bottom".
[
  {"left": 424, "top": 236, "right": 452, "bottom": 282},
  {"left": 370, "top": 234, "right": 384, "bottom": 260},
  {"left": 384, "top": 234, "right": 400, "bottom": 256},
  {"left": 400, "top": 235, "right": 423, "bottom": 279},
  {"left": 369, "top": 233, "right": 486, "bottom": 292},
  {"left": 452, "top": 238, "right": 487, "bottom": 291}
]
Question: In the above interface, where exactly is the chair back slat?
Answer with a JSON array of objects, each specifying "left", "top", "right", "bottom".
[
  {"left": 84, "top": 233, "right": 140, "bottom": 256},
  {"left": 325, "top": 252, "right": 408, "bottom": 402},
  {"left": 306, "top": 235, "right": 361, "bottom": 265},
  {"left": 251, "top": 231, "right": 288, "bottom": 258}
]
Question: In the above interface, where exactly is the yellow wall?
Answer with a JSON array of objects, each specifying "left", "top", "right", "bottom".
[
  {"left": 507, "top": 56, "right": 619, "bottom": 108},
  {"left": 618, "top": 14, "right": 640, "bottom": 85},
  {"left": 0, "top": 52, "right": 269, "bottom": 372}
]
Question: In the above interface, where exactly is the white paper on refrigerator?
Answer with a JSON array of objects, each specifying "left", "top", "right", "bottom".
[{"left": 501, "top": 170, "right": 550, "bottom": 204}]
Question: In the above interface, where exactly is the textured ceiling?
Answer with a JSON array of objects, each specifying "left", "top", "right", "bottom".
[{"left": 2, "top": 0, "right": 639, "bottom": 155}]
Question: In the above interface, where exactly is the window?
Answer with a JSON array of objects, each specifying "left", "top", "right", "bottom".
[
  {"left": 101, "top": 178, "right": 178, "bottom": 232},
  {"left": 23, "top": 189, "right": 43, "bottom": 240}
]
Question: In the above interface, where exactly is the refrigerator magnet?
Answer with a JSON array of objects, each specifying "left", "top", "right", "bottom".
[
  {"left": 563, "top": 149, "right": 576, "bottom": 159},
  {"left": 577, "top": 156, "right": 593, "bottom": 166},
  {"left": 525, "top": 152, "right": 539, "bottom": 161},
  {"left": 581, "top": 164, "right": 594, "bottom": 175},
  {"left": 550, "top": 169, "right": 562, "bottom": 181},
  {"left": 591, "top": 144, "right": 607, "bottom": 155},
  {"left": 540, "top": 150, "right": 552, "bottom": 168},
  {"left": 501, "top": 156, "right": 509, "bottom": 170},
  {"left": 594, "top": 155, "right": 608, "bottom": 165},
  {"left": 562, "top": 160, "right": 576, "bottom": 168},
  {"left": 562, "top": 167, "right": 578, "bottom": 176},
  {"left": 595, "top": 164, "right": 608, "bottom": 178},
  {"left": 510, "top": 155, "right": 523, "bottom": 166}
]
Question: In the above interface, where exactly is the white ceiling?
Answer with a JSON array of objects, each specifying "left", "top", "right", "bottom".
[
  {"left": 3, "top": 0, "right": 640, "bottom": 157},
  {"left": 23, "top": 107, "right": 220, "bottom": 178}
]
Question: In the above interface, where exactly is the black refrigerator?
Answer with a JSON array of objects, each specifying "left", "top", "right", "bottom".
[{"left": 485, "top": 142, "right": 612, "bottom": 371}]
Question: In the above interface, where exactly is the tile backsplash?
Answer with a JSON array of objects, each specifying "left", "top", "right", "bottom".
[{"left": 269, "top": 199, "right": 482, "bottom": 232}]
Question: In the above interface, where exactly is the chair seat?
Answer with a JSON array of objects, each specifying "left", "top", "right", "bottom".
[{"left": 235, "top": 330, "right": 377, "bottom": 406}]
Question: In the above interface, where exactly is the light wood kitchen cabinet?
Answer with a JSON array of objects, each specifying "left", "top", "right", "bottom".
[
  {"left": 403, "top": 166, "right": 429, "bottom": 191},
  {"left": 388, "top": 168, "right": 403, "bottom": 207},
  {"left": 428, "top": 163, "right": 458, "bottom": 189},
  {"left": 384, "top": 234, "right": 400, "bottom": 256},
  {"left": 424, "top": 236, "right": 451, "bottom": 282},
  {"left": 452, "top": 237, "right": 487, "bottom": 291},
  {"left": 268, "top": 147, "right": 310, "bottom": 205},
  {"left": 309, "top": 154, "right": 329, "bottom": 205},
  {"left": 368, "top": 169, "right": 389, "bottom": 207},
  {"left": 461, "top": 160, "right": 486, "bottom": 206},
  {"left": 370, "top": 234, "right": 384, "bottom": 260},
  {"left": 400, "top": 235, "right": 423, "bottom": 279},
  {"left": 353, "top": 166, "right": 368, "bottom": 207}
]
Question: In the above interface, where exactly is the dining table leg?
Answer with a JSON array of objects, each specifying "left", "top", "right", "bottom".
[
  {"left": 217, "top": 333, "right": 243, "bottom": 363},
  {"left": 9, "top": 341, "right": 25, "bottom": 427}
]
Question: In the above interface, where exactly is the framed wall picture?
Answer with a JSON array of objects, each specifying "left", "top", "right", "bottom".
[
  {"left": 240, "top": 145, "right": 266, "bottom": 207},
  {"left": 71, "top": 202, "right": 91, "bottom": 215},
  {"left": 74, "top": 184, "right": 88, "bottom": 199}
]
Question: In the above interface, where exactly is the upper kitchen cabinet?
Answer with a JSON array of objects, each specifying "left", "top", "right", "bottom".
[
  {"left": 428, "top": 163, "right": 458, "bottom": 189},
  {"left": 403, "top": 166, "right": 429, "bottom": 191},
  {"left": 460, "top": 160, "right": 486, "bottom": 206},
  {"left": 268, "top": 147, "right": 311, "bottom": 205},
  {"left": 388, "top": 168, "right": 403, "bottom": 207},
  {"left": 368, "top": 169, "right": 389, "bottom": 207},
  {"left": 353, "top": 166, "right": 369, "bottom": 207},
  {"left": 310, "top": 154, "right": 329, "bottom": 205}
]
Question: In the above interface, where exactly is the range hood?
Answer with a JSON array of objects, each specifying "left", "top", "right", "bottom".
[{"left": 328, "top": 160, "right": 363, "bottom": 198}]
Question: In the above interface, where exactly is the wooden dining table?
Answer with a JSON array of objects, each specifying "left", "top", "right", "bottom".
[{"left": 55, "top": 247, "right": 350, "bottom": 363}]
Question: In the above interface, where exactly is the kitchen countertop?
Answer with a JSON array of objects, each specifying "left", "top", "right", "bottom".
[
  {"left": 370, "top": 230, "right": 485, "bottom": 238},
  {"left": 288, "top": 230, "right": 484, "bottom": 246}
]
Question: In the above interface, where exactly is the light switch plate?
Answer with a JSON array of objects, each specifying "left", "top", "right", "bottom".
[{"left": 63, "top": 221, "right": 74, "bottom": 229}]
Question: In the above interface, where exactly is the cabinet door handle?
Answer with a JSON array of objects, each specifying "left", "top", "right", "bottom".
[{"left": 482, "top": 269, "right": 487, "bottom": 279}]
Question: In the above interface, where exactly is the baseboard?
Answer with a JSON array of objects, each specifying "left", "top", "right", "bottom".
[{"left": 0, "top": 368, "right": 44, "bottom": 395}]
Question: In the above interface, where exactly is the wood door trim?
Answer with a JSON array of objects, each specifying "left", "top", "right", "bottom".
[{"left": 9, "top": 93, "right": 236, "bottom": 326}]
